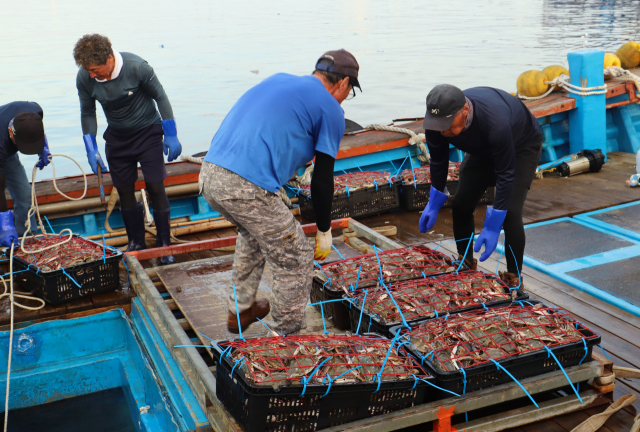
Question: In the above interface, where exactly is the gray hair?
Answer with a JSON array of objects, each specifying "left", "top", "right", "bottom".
[{"left": 73, "top": 34, "right": 113, "bottom": 68}]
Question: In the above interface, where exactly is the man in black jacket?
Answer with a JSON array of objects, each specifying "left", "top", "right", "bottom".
[{"left": 419, "top": 85, "right": 543, "bottom": 287}]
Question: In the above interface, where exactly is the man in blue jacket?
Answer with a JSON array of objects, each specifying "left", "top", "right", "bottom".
[
  {"left": 420, "top": 84, "right": 543, "bottom": 287},
  {"left": 0, "top": 102, "right": 51, "bottom": 247},
  {"left": 201, "top": 50, "right": 359, "bottom": 335},
  {"left": 73, "top": 34, "right": 182, "bottom": 264}
]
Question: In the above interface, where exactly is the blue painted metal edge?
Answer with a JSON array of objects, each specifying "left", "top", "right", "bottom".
[
  {"left": 520, "top": 254, "right": 640, "bottom": 317},
  {"left": 130, "top": 298, "right": 208, "bottom": 430}
]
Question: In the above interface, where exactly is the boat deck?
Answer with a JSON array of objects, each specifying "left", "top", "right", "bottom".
[{"left": 2, "top": 151, "right": 640, "bottom": 430}]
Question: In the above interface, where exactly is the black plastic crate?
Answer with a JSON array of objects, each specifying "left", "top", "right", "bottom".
[
  {"left": 9, "top": 236, "right": 123, "bottom": 305},
  {"left": 312, "top": 246, "right": 461, "bottom": 331},
  {"left": 391, "top": 305, "right": 601, "bottom": 395},
  {"left": 215, "top": 334, "right": 434, "bottom": 432},
  {"left": 299, "top": 182, "right": 401, "bottom": 221},
  {"left": 400, "top": 182, "right": 495, "bottom": 212},
  {"left": 347, "top": 271, "right": 528, "bottom": 338}
]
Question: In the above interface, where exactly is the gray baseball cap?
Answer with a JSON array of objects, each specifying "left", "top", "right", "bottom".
[
  {"left": 315, "top": 49, "right": 361, "bottom": 91},
  {"left": 423, "top": 84, "right": 466, "bottom": 131}
]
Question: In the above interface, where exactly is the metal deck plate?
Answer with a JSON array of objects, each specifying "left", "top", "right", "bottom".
[
  {"left": 589, "top": 204, "right": 640, "bottom": 233},
  {"left": 511, "top": 220, "right": 633, "bottom": 265},
  {"left": 567, "top": 255, "right": 640, "bottom": 307}
]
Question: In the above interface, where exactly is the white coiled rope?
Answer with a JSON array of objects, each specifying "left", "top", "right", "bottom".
[
  {"left": 517, "top": 67, "right": 640, "bottom": 102},
  {"left": 365, "top": 124, "right": 430, "bottom": 165}
]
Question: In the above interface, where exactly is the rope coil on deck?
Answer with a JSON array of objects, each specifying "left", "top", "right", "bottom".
[
  {"left": 604, "top": 66, "right": 640, "bottom": 95},
  {"left": 365, "top": 124, "right": 430, "bottom": 165}
]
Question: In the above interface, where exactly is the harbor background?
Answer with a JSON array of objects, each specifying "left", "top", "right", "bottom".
[{"left": 2, "top": 0, "right": 640, "bottom": 174}]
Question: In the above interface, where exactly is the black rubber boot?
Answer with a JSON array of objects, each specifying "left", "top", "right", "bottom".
[
  {"left": 121, "top": 203, "right": 147, "bottom": 252},
  {"left": 153, "top": 208, "right": 176, "bottom": 265}
]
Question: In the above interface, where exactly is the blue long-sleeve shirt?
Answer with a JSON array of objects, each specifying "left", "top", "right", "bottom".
[
  {"left": 76, "top": 52, "right": 173, "bottom": 135},
  {"left": 425, "top": 87, "right": 543, "bottom": 210}
]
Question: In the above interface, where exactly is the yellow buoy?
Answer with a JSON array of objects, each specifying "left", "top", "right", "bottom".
[
  {"left": 604, "top": 53, "right": 621, "bottom": 79},
  {"left": 517, "top": 70, "right": 549, "bottom": 98},
  {"left": 615, "top": 42, "right": 640, "bottom": 69},
  {"left": 542, "top": 65, "right": 569, "bottom": 92}
]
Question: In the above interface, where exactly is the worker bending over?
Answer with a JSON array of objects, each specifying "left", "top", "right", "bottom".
[
  {"left": 73, "top": 34, "right": 182, "bottom": 264},
  {"left": 420, "top": 85, "right": 543, "bottom": 287},
  {"left": 201, "top": 50, "right": 360, "bottom": 335},
  {"left": 0, "top": 102, "right": 51, "bottom": 246}
]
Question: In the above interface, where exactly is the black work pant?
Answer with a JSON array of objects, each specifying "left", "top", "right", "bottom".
[{"left": 452, "top": 143, "right": 542, "bottom": 274}]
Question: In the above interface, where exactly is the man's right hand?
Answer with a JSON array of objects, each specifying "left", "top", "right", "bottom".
[
  {"left": 83, "top": 134, "right": 107, "bottom": 176},
  {"left": 418, "top": 186, "right": 450, "bottom": 233},
  {"left": 0, "top": 211, "right": 18, "bottom": 247}
]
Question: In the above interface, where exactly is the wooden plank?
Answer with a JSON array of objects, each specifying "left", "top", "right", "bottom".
[
  {"left": 461, "top": 391, "right": 611, "bottom": 432},
  {"left": 348, "top": 219, "right": 404, "bottom": 250},
  {"left": 322, "top": 360, "right": 604, "bottom": 432}
]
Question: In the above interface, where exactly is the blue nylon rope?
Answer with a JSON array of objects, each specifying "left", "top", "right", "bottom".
[
  {"left": 220, "top": 345, "right": 233, "bottom": 358},
  {"left": 387, "top": 158, "right": 397, "bottom": 171},
  {"left": 121, "top": 258, "right": 129, "bottom": 285},
  {"left": 231, "top": 356, "right": 246, "bottom": 375},
  {"left": 576, "top": 338, "right": 589, "bottom": 392},
  {"left": 373, "top": 332, "right": 403, "bottom": 393},
  {"left": 490, "top": 359, "right": 539, "bottom": 408},
  {"left": 300, "top": 357, "right": 332, "bottom": 396},
  {"left": 232, "top": 284, "right": 245, "bottom": 341},
  {"left": 457, "top": 236, "right": 474, "bottom": 274},
  {"left": 410, "top": 375, "right": 461, "bottom": 397},
  {"left": 544, "top": 346, "right": 583, "bottom": 403},
  {"left": 356, "top": 289, "right": 369, "bottom": 334},
  {"left": 380, "top": 279, "right": 410, "bottom": 329},
  {"left": 346, "top": 185, "right": 350, "bottom": 197},
  {"left": 331, "top": 245, "right": 345, "bottom": 260},
  {"left": 374, "top": 180, "right": 378, "bottom": 191},
  {"left": 44, "top": 216, "right": 55, "bottom": 234},
  {"left": 321, "top": 366, "right": 362, "bottom": 397},
  {"left": 368, "top": 314, "right": 372, "bottom": 332},
  {"left": 0, "top": 269, "right": 29, "bottom": 278},
  {"left": 481, "top": 303, "right": 488, "bottom": 311},
  {"left": 61, "top": 268, "right": 81, "bottom": 288},
  {"left": 598, "top": 344, "right": 610, "bottom": 360},
  {"left": 508, "top": 245, "right": 523, "bottom": 290},
  {"left": 320, "top": 302, "right": 328, "bottom": 334},
  {"left": 461, "top": 368, "right": 468, "bottom": 422},
  {"left": 101, "top": 230, "right": 106, "bottom": 264},
  {"left": 420, "top": 349, "right": 435, "bottom": 365},
  {"left": 407, "top": 151, "right": 418, "bottom": 189}
]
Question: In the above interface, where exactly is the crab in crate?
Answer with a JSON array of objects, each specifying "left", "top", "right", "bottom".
[
  {"left": 218, "top": 334, "right": 431, "bottom": 390},
  {"left": 314, "top": 246, "right": 458, "bottom": 294},
  {"left": 294, "top": 170, "right": 398, "bottom": 197},
  {"left": 406, "top": 305, "right": 599, "bottom": 373},
  {"left": 400, "top": 162, "right": 461, "bottom": 186},
  {"left": 356, "top": 271, "right": 517, "bottom": 325},
  {"left": 15, "top": 235, "right": 118, "bottom": 272}
]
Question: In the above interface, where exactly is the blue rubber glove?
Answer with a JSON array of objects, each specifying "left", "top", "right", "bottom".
[
  {"left": 474, "top": 206, "right": 507, "bottom": 261},
  {"left": 0, "top": 211, "right": 18, "bottom": 248},
  {"left": 36, "top": 135, "right": 51, "bottom": 170},
  {"left": 418, "top": 186, "right": 449, "bottom": 233},
  {"left": 83, "top": 134, "right": 107, "bottom": 176},
  {"left": 162, "top": 119, "right": 182, "bottom": 162}
]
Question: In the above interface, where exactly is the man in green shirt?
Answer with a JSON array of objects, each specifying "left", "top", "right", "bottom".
[{"left": 73, "top": 34, "right": 182, "bottom": 264}]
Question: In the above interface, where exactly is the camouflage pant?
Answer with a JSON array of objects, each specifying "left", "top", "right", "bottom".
[{"left": 199, "top": 162, "right": 314, "bottom": 335}]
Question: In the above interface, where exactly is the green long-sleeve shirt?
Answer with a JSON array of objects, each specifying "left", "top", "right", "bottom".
[{"left": 76, "top": 52, "right": 174, "bottom": 135}]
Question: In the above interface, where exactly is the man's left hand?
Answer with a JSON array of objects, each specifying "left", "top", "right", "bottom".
[
  {"left": 162, "top": 119, "right": 183, "bottom": 162},
  {"left": 36, "top": 135, "right": 51, "bottom": 170},
  {"left": 314, "top": 228, "right": 332, "bottom": 261}
]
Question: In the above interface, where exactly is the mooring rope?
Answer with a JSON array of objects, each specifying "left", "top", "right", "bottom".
[
  {"left": 3, "top": 243, "right": 46, "bottom": 432},
  {"left": 365, "top": 124, "right": 430, "bottom": 166}
]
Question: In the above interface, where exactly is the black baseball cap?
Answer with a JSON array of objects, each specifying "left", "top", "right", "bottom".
[
  {"left": 11, "top": 112, "right": 44, "bottom": 154},
  {"left": 423, "top": 84, "right": 466, "bottom": 131},
  {"left": 315, "top": 49, "right": 361, "bottom": 91}
]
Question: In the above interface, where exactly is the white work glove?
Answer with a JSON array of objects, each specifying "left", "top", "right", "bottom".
[{"left": 314, "top": 228, "right": 332, "bottom": 261}]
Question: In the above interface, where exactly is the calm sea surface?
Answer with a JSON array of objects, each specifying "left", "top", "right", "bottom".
[{"left": 2, "top": 0, "right": 640, "bottom": 175}]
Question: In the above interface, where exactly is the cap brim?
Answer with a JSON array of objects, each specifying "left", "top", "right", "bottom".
[
  {"left": 15, "top": 136, "right": 44, "bottom": 155},
  {"left": 422, "top": 111, "right": 456, "bottom": 131}
]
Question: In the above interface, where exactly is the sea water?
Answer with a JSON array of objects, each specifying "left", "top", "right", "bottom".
[{"left": 2, "top": 0, "right": 640, "bottom": 174}]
